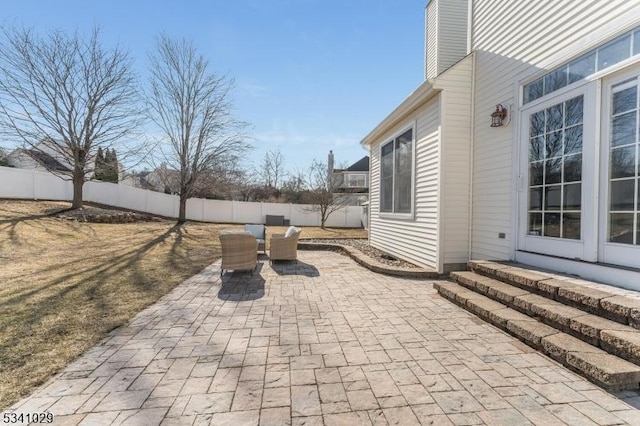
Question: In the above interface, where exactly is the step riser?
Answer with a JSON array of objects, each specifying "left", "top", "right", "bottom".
[
  {"left": 451, "top": 270, "right": 640, "bottom": 368},
  {"left": 434, "top": 281, "right": 640, "bottom": 391},
  {"left": 469, "top": 261, "right": 640, "bottom": 329}
]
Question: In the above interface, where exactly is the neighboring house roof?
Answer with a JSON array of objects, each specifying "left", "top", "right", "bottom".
[
  {"left": 9, "top": 148, "right": 72, "bottom": 172},
  {"left": 346, "top": 156, "right": 369, "bottom": 172}
]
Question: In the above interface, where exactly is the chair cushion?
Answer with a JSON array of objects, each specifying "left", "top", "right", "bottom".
[
  {"left": 244, "top": 224, "right": 265, "bottom": 239},
  {"left": 284, "top": 226, "right": 299, "bottom": 238},
  {"left": 221, "top": 230, "right": 252, "bottom": 236}
]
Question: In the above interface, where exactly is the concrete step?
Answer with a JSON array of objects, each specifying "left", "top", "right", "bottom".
[
  {"left": 434, "top": 281, "right": 640, "bottom": 390},
  {"left": 451, "top": 270, "right": 640, "bottom": 366},
  {"left": 468, "top": 260, "right": 640, "bottom": 328}
]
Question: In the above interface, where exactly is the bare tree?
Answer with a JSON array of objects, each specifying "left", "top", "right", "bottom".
[
  {"left": 302, "top": 159, "right": 348, "bottom": 229},
  {"left": 0, "top": 146, "right": 9, "bottom": 167},
  {"left": 147, "top": 35, "right": 250, "bottom": 223},
  {"left": 260, "top": 148, "right": 286, "bottom": 189},
  {"left": 0, "top": 26, "right": 142, "bottom": 208}
]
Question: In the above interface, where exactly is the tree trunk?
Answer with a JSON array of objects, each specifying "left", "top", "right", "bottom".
[
  {"left": 177, "top": 194, "right": 187, "bottom": 224},
  {"left": 71, "top": 172, "right": 84, "bottom": 209}
]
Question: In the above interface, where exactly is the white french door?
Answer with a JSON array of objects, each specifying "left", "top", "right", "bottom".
[
  {"left": 599, "top": 67, "right": 640, "bottom": 268},
  {"left": 518, "top": 83, "right": 598, "bottom": 261}
]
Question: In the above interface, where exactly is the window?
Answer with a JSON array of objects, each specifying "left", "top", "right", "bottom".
[
  {"left": 347, "top": 173, "right": 366, "bottom": 188},
  {"left": 608, "top": 78, "right": 640, "bottom": 245},
  {"left": 527, "top": 95, "right": 584, "bottom": 239},
  {"left": 380, "top": 127, "right": 413, "bottom": 214},
  {"left": 524, "top": 27, "right": 640, "bottom": 104}
]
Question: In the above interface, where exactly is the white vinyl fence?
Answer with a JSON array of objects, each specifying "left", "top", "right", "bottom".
[{"left": 0, "top": 166, "right": 364, "bottom": 228}]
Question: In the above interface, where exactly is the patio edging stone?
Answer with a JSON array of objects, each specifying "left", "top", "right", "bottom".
[{"left": 297, "top": 241, "right": 440, "bottom": 279}]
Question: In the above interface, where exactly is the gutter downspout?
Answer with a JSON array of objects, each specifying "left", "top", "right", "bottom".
[{"left": 467, "top": 52, "right": 476, "bottom": 263}]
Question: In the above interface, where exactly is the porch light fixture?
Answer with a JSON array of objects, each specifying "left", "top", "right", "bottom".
[{"left": 490, "top": 104, "right": 508, "bottom": 127}]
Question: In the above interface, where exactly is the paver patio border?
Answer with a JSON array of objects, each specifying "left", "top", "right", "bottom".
[{"left": 297, "top": 241, "right": 440, "bottom": 279}]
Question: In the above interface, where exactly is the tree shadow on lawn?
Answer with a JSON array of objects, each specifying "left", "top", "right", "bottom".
[
  {"left": 0, "top": 223, "right": 208, "bottom": 359},
  {"left": 0, "top": 206, "right": 72, "bottom": 224},
  {"left": 1, "top": 223, "right": 191, "bottom": 306},
  {"left": 0, "top": 207, "right": 74, "bottom": 246}
]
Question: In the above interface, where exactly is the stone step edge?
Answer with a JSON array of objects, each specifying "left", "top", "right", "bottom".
[
  {"left": 451, "top": 270, "right": 640, "bottom": 366},
  {"left": 468, "top": 260, "right": 640, "bottom": 329},
  {"left": 434, "top": 281, "right": 640, "bottom": 391}
]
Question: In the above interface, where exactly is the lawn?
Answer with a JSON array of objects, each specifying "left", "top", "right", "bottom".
[{"left": 0, "top": 199, "right": 366, "bottom": 409}]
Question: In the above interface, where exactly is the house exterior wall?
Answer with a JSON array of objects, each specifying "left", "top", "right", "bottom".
[
  {"left": 470, "top": 0, "right": 640, "bottom": 260},
  {"left": 369, "top": 95, "right": 441, "bottom": 270},
  {"left": 7, "top": 151, "right": 44, "bottom": 171},
  {"left": 425, "top": 0, "right": 439, "bottom": 79},
  {"left": 434, "top": 54, "right": 474, "bottom": 269},
  {"left": 426, "top": 0, "right": 469, "bottom": 79}
]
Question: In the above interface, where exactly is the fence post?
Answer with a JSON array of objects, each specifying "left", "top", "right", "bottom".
[
  {"left": 232, "top": 200, "right": 235, "bottom": 224},
  {"left": 32, "top": 169, "right": 37, "bottom": 200},
  {"left": 289, "top": 203, "right": 293, "bottom": 226}
]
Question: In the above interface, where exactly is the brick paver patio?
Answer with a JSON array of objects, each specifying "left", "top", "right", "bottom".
[{"left": 6, "top": 251, "right": 640, "bottom": 425}]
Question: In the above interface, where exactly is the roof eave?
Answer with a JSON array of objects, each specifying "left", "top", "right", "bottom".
[{"left": 360, "top": 79, "right": 439, "bottom": 147}]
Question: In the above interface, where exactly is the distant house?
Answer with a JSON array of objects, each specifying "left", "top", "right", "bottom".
[
  {"left": 7, "top": 148, "right": 71, "bottom": 172},
  {"left": 360, "top": 0, "right": 640, "bottom": 287},
  {"left": 328, "top": 150, "right": 369, "bottom": 206}
]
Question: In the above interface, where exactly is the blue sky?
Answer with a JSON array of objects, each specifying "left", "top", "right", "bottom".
[{"left": 3, "top": 0, "right": 426, "bottom": 174}]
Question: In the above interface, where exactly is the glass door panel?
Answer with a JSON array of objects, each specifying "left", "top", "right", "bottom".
[
  {"left": 519, "top": 83, "right": 597, "bottom": 260},
  {"left": 600, "top": 71, "right": 640, "bottom": 268},
  {"left": 526, "top": 96, "right": 584, "bottom": 239}
]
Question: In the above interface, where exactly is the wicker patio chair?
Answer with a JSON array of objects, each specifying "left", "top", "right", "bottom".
[
  {"left": 244, "top": 224, "right": 266, "bottom": 253},
  {"left": 219, "top": 231, "right": 258, "bottom": 275},
  {"left": 269, "top": 226, "right": 301, "bottom": 262}
]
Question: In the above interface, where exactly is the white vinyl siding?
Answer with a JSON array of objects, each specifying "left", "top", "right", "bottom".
[
  {"left": 370, "top": 97, "right": 440, "bottom": 270},
  {"left": 366, "top": 55, "right": 473, "bottom": 272},
  {"left": 470, "top": 0, "right": 640, "bottom": 260},
  {"left": 434, "top": 54, "right": 474, "bottom": 267},
  {"left": 425, "top": 0, "right": 439, "bottom": 79},
  {"left": 425, "top": 0, "right": 469, "bottom": 80},
  {"left": 438, "top": 0, "right": 469, "bottom": 73}
]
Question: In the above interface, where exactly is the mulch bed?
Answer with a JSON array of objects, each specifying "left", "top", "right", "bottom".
[
  {"left": 303, "top": 238, "right": 420, "bottom": 269},
  {"left": 55, "top": 205, "right": 160, "bottom": 223}
]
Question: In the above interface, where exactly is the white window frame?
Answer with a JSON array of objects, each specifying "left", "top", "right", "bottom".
[
  {"left": 378, "top": 122, "right": 416, "bottom": 219},
  {"left": 346, "top": 173, "right": 367, "bottom": 188},
  {"left": 517, "top": 82, "right": 598, "bottom": 261},
  {"left": 599, "top": 64, "right": 640, "bottom": 268}
]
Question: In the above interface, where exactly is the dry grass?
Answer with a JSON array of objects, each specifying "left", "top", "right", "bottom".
[{"left": 0, "top": 200, "right": 366, "bottom": 409}]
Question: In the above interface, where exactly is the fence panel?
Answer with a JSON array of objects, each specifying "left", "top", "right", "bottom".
[
  {"left": 1, "top": 167, "right": 35, "bottom": 199},
  {"left": 33, "top": 171, "right": 70, "bottom": 200},
  {"left": 186, "top": 198, "right": 204, "bottom": 222},
  {"left": 233, "top": 201, "right": 262, "bottom": 224},
  {"left": 202, "top": 199, "right": 233, "bottom": 223},
  {"left": 145, "top": 191, "right": 178, "bottom": 218},
  {"left": 290, "top": 205, "right": 320, "bottom": 227},
  {"left": 0, "top": 166, "right": 363, "bottom": 227}
]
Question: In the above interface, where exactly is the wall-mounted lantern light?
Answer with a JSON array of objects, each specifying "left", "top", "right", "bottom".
[{"left": 490, "top": 104, "right": 508, "bottom": 127}]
